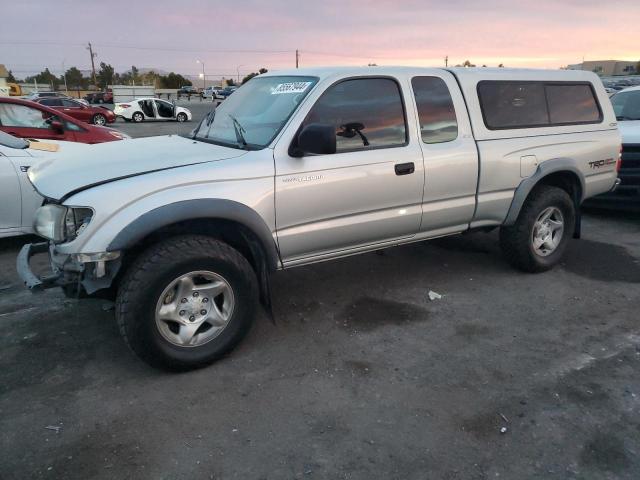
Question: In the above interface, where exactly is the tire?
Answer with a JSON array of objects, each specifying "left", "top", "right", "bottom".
[
  {"left": 92, "top": 113, "right": 107, "bottom": 126},
  {"left": 115, "top": 235, "right": 258, "bottom": 370},
  {"left": 176, "top": 112, "right": 187, "bottom": 123},
  {"left": 132, "top": 112, "right": 144, "bottom": 123},
  {"left": 500, "top": 185, "right": 575, "bottom": 272}
]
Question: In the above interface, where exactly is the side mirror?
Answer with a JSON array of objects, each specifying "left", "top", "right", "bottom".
[
  {"left": 50, "top": 119, "right": 64, "bottom": 134},
  {"left": 291, "top": 123, "right": 336, "bottom": 157}
]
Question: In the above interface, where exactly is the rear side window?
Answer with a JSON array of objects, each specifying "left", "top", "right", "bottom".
[
  {"left": 302, "top": 77, "right": 407, "bottom": 153},
  {"left": 411, "top": 76, "right": 458, "bottom": 143},
  {"left": 545, "top": 84, "right": 601, "bottom": 124},
  {"left": 478, "top": 81, "right": 602, "bottom": 130}
]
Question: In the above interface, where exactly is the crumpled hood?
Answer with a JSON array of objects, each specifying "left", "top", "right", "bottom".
[
  {"left": 28, "top": 135, "right": 247, "bottom": 200},
  {"left": 619, "top": 120, "right": 640, "bottom": 145}
]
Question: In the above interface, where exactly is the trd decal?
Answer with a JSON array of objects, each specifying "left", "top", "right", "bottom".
[{"left": 588, "top": 158, "right": 615, "bottom": 169}]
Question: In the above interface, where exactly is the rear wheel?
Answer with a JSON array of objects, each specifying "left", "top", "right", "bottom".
[
  {"left": 115, "top": 235, "right": 258, "bottom": 370},
  {"left": 132, "top": 112, "right": 144, "bottom": 123},
  {"left": 500, "top": 185, "right": 575, "bottom": 272},
  {"left": 176, "top": 112, "right": 187, "bottom": 122},
  {"left": 92, "top": 113, "right": 107, "bottom": 126}
]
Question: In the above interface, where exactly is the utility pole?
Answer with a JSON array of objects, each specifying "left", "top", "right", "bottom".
[
  {"left": 87, "top": 42, "right": 98, "bottom": 87},
  {"left": 62, "top": 59, "right": 68, "bottom": 93},
  {"left": 445, "top": 55, "right": 448, "bottom": 67},
  {"left": 295, "top": 49, "right": 299, "bottom": 68}
]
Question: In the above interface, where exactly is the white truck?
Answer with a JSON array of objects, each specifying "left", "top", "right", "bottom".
[{"left": 18, "top": 67, "right": 620, "bottom": 370}]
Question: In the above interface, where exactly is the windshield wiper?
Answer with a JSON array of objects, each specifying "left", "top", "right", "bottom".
[{"left": 228, "top": 114, "right": 248, "bottom": 148}]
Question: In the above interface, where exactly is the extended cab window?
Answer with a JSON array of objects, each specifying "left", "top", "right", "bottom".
[
  {"left": 302, "top": 78, "right": 407, "bottom": 152},
  {"left": 478, "top": 81, "right": 602, "bottom": 129},
  {"left": 411, "top": 76, "right": 458, "bottom": 143}
]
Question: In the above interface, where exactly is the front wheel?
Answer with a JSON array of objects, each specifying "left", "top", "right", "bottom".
[
  {"left": 92, "top": 113, "right": 107, "bottom": 126},
  {"left": 176, "top": 112, "right": 187, "bottom": 122},
  {"left": 500, "top": 185, "right": 575, "bottom": 272},
  {"left": 115, "top": 235, "right": 258, "bottom": 370}
]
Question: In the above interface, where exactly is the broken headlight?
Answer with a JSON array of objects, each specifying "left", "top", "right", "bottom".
[{"left": 33, "top": 204, "right": 94, "bottom": 243}]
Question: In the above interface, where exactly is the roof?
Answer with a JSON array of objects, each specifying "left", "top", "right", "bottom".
[
  {"left": 261, "top": 65, "right": 599, "bottom": 83},
  {"left": 0, "top": 64, "right": 8, "bottom": 78}
]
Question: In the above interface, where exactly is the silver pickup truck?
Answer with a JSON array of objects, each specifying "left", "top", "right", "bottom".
[{"left": 18, "top": 66, "right": 620, "bottom": 370}]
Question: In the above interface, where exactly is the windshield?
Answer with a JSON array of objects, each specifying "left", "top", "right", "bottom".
[
  {"left": 193, "top": 75, "right": 318, "bottom": 149},
  {"left": 611, "top": 90, "right": 640, "bottom": 121}
]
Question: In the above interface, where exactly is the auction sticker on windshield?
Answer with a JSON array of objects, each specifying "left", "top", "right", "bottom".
[{"left": 271, "top": 82, "right": 312, "bottom": 95}]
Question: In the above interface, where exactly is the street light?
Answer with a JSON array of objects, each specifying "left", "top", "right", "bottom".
[
  {"left": 236, "top": 64, "right": 245, "bottom": 84},
  {"left": 196, "top": 59, "right": 205, "bottom": 89}
]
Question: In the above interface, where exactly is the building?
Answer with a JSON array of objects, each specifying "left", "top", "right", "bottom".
[
  {"left": 0, "top": 64, "right": 9, "bottom": 96},
  {"left": 567, "top": 60, "right": 637, "bottom": 76}
]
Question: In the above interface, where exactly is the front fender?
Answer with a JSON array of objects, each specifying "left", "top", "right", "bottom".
[{"left": 107, "top": 199, "right": 280, "bottom": 270}]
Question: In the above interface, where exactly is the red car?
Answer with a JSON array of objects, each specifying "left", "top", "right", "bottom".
[
  {"left": 34, "top": 97, "right": 116, "bottom": 126},
  {"left": 0, "top": 98, "right": 128, "bottom": 144}
]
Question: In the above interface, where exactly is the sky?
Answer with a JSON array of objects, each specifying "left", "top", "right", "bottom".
[{"left": 1, "top": 0, "right": 639, "bottom": 80}]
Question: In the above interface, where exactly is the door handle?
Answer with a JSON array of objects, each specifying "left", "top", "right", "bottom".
[{"left": 394, "top": 162, "right": 415, "bottom": 176}]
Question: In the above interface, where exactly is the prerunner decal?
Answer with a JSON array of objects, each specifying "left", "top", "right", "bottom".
[{"left": 271, "top": 82, "right": 312, "bottom": 95}]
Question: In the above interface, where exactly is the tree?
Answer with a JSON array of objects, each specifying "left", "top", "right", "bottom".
[
  {"left": 636, "top": 61, "right": 640, "bottom": 75},
  {"left": 226, "top": 78, "right": 236, "bottom": 87},
  {"left": 158, "top": 72, "right": 192, "bottom": 89},
  {"left": 96, "top": 62, "right": 115, "bottom": 89},
  {"left": 7, "top": 70, "right": 18, "bottom": 83},
  {"left": 25, "top": 68, "right": 61, "bottom": 88},
  {"left": 242, "top": 67, "right": 269, "bottom": 84},
  {"left": 64, "top": 67, "right": 88, "bottom": 89},
  {"left": 498, "top": 63, "right": 505, "bottom": 68}
]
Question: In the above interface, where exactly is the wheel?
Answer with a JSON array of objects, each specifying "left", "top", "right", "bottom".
[
  {"left": 176, "top": 112, "right": 187, "bottom": 122},
  {"left": 92, "top": 113, "right": 107, "bottom": 126},
  {"left": 115, "top": 235, "right": 258, "bottom": 370},
  {"left": 500, "top": 185, "right": 575, "bottom": 272},
  {"left": 132, "top": 112, "right": 144, "bottom": 123}
]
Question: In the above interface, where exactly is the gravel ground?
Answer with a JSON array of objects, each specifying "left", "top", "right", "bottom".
[{"left": 1, "top": 207, "right": 639, "bottom": 479}]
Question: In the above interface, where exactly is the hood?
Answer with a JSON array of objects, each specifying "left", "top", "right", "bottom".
[
  {"left": 28, "top": 135, "right": 248, "bottom": 201},
  {"left": 618, "top": 120, "right": 640, "bottom": 145}
]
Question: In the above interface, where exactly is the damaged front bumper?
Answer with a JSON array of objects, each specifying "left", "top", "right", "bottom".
[{"left": 17, "top": 242, "right": 121, "bottom": 294}]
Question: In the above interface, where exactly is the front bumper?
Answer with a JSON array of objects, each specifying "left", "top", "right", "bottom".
[
  {"left": 16, "top": 242, "right": 68, "bottom": 291},
  {"left": 17, "top": 242, "right": 121, "bottom": 294}
]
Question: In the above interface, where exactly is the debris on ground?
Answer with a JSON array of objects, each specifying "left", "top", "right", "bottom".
[
  {"left": 428, "top": 290, "right": 442, "bottom": 301},
  {"left": 500, "top": 427, "right": 508, "bottom": 434},
  {"left": 44, "top": 425, "right": 61, "bottom": 434}
]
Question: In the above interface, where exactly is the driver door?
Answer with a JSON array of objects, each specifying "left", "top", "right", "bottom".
[
  {"left": 0, "top": 103, "right": 67, "bottom": 140},
  {"left": 274, "top": 77, "right": 425, "bottom": 265},
  {"left": 0, "top": 155, "right": 21, "bottom": 231}
]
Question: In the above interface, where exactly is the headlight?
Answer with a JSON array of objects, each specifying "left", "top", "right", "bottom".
[
  {"left": 109, "top": 130, "right": 130, "bottom": 140},
  {"left": 33, "top": 205, "right": 94, "bottom": 242}
]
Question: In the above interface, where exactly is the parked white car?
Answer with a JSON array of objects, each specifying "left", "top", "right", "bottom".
[
  {"left": 0, "top": 131, "right": 86, "bottom": 238},
  {"left": 202, "top": 87, "right": 222, "bottom": 100},
  {"left": 113, "top": 98, "right": 192, "bottom": 123}
]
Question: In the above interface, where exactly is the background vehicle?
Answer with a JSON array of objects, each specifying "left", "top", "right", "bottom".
[
  {"left": 84, "top": 90, "right": 113, "bottom": 104},
  {"left": 202, "top": 86, "right": 222, "bottom": 99},
  {"left": 113, "top": 98, "right": 192, "bottom": 123},
  {"left": 177, "top": 86, "right": 200, "bottom": 97},
  {"left": 35, "top": 97, "right": 116, "bottom": 125},
  {"left": 0, "top": 97, "right": 128, "bottom": 143},
  {"left": 585, "top": 85, "right": 640, "bottom": 209},
  {"left": 216, "top": 86, "right": 236, "bottom": 99},
  {"left": 0, "top": 131, "right": 87, "bottom": 238},
  {"left": 25, "top": 91, "right": 89, "bottom": 106},
  {"left": 19, "top": 67, "right": 619, "bottom": 370}
]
